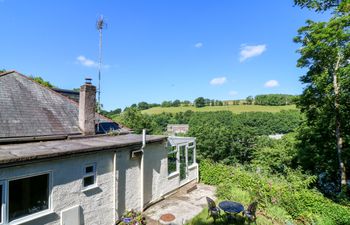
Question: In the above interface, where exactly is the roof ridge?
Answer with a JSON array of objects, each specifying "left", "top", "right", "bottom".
[{"left": 0, "top": 70, "right": 18, "bottom": 77}]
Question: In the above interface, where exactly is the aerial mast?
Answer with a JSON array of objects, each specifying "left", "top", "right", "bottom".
[{"left": 96, "top": 15, "right": 107, "bottom": 113}]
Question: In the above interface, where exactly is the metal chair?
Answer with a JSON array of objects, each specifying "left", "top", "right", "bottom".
[
  {"left": 243, "top": 201, "right": 258, "bottom": 224},
  {"left": 206, "top": 197, "right": 221, "bottom": 222}
]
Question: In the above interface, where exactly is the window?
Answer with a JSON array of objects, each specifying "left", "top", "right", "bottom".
[
  {"left": 188, "top": 142, "right": 195, "bottom": 165},
  {"left": 167, "top": 146, "right": 177, "bottom": 175},
  {"left": 0, "top": 183, "right": 3, "bottom": 224},
  {"left": 8, "top": 173, "right": 50, "bottom": 222},
  {"left": 83, "top": 164, "right": 97, "bottom": 189}
]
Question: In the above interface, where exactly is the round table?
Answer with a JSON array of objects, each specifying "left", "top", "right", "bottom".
[{"left": 219, "top": 201, "right": 244, "bottom": 214}]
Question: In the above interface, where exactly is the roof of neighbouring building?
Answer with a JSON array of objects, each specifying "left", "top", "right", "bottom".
[
  {"left": 0, "top": 134, "right": 167, "bottom": 166},
  {"left": 52, "top": 88, "right": 80, "bottom": 102},
  {"left": 0, "top": 71, "right": 129, "bottom": 139}
]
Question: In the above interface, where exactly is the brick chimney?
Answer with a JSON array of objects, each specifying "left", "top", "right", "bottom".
[{"left": 79, "top": 78, "right": 96, "bottom": 135}]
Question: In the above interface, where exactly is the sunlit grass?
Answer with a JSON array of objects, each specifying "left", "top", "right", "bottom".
[{"left": 142, "top": 105, "right": 297, "bottom": 115}]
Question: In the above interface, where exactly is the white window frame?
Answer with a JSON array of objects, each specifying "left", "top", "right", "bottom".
[
  {"left": 167, "top": 145, "right": 179, "bottom": 177},
  {"left": 6, "top": 171, "right": 53, "bottom": 225},
  {"left": 0, "top": 181, "right": 5, "bottom": 225},
  {"left": 187, "top": 141, "right": 196, "bottom": 166},
  {"left": 82, "top": 163, "right": 97, "bottom": 191}
]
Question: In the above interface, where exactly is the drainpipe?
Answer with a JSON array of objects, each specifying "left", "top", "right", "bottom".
[
  {"left": 113, "top": 151, "right": 117, "bottom": 220},
  {"left": 140, "top": 129, "right": 146, "bottom": 211}
]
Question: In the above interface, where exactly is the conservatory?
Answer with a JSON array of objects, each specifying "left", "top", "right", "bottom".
[{"left": 167, "top": 136, "right": 198, "bottom": 186}]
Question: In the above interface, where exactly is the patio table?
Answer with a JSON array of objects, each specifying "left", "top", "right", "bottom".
[{"left": 219, "top": 201, "right": 244, "bottom": 219}]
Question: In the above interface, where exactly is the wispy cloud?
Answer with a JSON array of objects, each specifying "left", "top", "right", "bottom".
[
  {"left": 210, "top": 77, "right": 227, "bottom": 86},
  {"left": 229, "top": 90, "right": 238, "bottom": 96},
  {"left": 77, "top": 56, "right": 98, "bottom": 67},
  {"left": 76, "top": 55, "right": 110, "bottom": 69},
  {"left": 264, "top": 80, "right": 279, "bottom": 88},
  {"left": 239, "top": 44, "right": 267, "bottom": 62},
  {"left": 194, "top": 42, "right": 203, "bottom": 48}
]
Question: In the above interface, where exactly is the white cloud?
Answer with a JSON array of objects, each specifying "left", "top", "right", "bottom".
[
  {"left": 76, "top": 55, "right": 110, "bottom": 69},
  {"left": 194, "top": 42, "right": 203, "bottom": 48},
  {"left": 210, "top": 77, "right": 227, "bottom": 86},
  {"left": 239, "top": 44, "right": 267, "bottom": 62},
  {"left": 229, "top": 90, "right": 238, "bottom": 96},
  {"left": 264, "top": 80, "right": 279, "bottom": 88},
  {"left": 77, "top": 56, "right": 98, "bottom": 68}
]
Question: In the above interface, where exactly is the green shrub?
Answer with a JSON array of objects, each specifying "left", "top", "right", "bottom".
[{"left": 199, "top": 160, "right": 350, "bottom": 224}]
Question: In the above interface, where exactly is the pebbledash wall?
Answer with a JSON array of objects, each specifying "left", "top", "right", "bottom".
[
  {"left": 0, "top": 151, "right": 115, "bottom": 225},
  {"left": 0, "top": 141, "right": 198, "bottom": 225}
]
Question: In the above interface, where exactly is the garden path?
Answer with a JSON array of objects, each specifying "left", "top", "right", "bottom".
[{"left": 144, "top": 183, "right": 216, "bottom": 225}]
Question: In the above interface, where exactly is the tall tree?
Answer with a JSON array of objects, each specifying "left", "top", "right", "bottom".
[
  {"left": 294, "top": 0, "right": 350, "bottom": 12},
  {"left": 294, "top": 13, "right": 350, "bottom": 191}
]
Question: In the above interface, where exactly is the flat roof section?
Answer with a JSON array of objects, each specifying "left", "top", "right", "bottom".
[{"left": 0, "top": 134, "right": 166, "bottom": 167}]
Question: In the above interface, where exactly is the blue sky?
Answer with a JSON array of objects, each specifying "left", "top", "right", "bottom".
[{"left": 0, "top": 0, "right": 330, "bottom": 110}]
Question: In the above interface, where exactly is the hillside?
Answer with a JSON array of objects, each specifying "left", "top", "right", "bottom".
[{"left": 142, "top": 105, "right": 297, "bottom": 115}]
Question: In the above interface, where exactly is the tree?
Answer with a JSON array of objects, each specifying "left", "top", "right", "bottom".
[
  {"left": 30, "top": 76, "right": 55, "bottom": 88},
  {"left": 172, "top": 99, "right": 181, "bottom": 107},
  {"left": 194, "top": 97, "right": 205, "bottom": 108},
  {"left": 294, "top": 13, "right": 350, "bottom": 191},
  {"left": 160, "top": 101, "right": 171, "bottom": 107},
  {"left": 294, "top": 0, "right": 343, "bottom": 11},
  {"left": 137, "top": 101, "right": 149, "bottom": 110},
  {"left": 246, "top": 96, "right": 254, "bottom": 105}
]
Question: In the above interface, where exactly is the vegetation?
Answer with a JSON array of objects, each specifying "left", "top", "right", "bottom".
[
  {"left": 192, "top": 160, "right": 350, "bottom": 225},
  {"left": 294, "top": 4, "right": 350, "bottom": 193},
  {"left": 119, "top": 210, "right": 146, "bottom": 225},
  {"left": 29, "top": 76, "right": 55, "bottom": 88},
  {"left": 142, "top": 105, "right": 296, "bottom": 115},
  {"left": 254, "top": 94, "right": 297, "bottom": 106}
]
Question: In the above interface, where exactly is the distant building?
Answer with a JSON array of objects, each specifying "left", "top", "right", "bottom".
[
  {"left": 268, "top": 134, "right": 284, "bottom": 140},
  {"left": 167, "top": 124, "right": 189, "bottom": 135},
  {"left": 0, "top": 71, "right": 198, "bottom": 225}
]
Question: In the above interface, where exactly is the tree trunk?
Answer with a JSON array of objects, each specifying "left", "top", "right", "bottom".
[{"left": 333, "top": 54, "right": 346, "bottom": 192}]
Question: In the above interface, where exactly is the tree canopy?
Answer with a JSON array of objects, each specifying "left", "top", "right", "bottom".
[{"left": 294, "top": 12, "right": 350, "bottom": 192}]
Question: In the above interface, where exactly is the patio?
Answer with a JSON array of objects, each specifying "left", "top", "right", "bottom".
[{"left": 144, "top": 183, "right": 216, "bottom": 225}]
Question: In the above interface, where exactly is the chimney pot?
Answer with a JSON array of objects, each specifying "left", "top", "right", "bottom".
[{"left": 85, "top": 77, "right": 92, "bottom": 85}]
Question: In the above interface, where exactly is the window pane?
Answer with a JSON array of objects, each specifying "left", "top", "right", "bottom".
[
  {"left": 168, "top": 152, "right": 177, "bottom": 175},
  {"left": 167, "top": 146, "right": 176, "bottom": 153},
  {"left": 85, "top": 166, "right": 94, "bottom": 173},
  {"left": 83, "top": 176, "right": 95, "bottom": 187},
  {"left": 9, "top": 174, "right": 49, "bottom": 222},
  {"left": 188, "top": 147, "right": 194, "bottom": 165}
]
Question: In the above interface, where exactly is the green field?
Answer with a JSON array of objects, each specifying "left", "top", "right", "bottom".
[{"left": 142, "top": 105, "right": 297, "bottom": 115}]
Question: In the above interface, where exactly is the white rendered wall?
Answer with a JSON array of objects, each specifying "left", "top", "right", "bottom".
[
  {"left": 0, "top": 152, "right": 115, "bottom": 225},
  {"left": 143, "top": 142, "right": 199, "bottom": 207},
  {"left": 115, "top": 148, "right": 141, "bottom": 218}
]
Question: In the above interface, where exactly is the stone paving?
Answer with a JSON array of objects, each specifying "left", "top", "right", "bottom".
[{"left": 144, "top": 183, "right": 216, "bottom": 225}]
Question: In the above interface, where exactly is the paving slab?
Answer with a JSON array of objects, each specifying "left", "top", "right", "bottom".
[{"left": 144, "top": 183, "right": 216, "bottom": 225}]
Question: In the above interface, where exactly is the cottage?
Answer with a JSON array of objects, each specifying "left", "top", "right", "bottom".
[{"left": 0, "top": 71, "right": 198, "bottom": 225}]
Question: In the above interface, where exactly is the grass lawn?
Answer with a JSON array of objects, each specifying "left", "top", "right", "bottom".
[{"left": 142, "top": 105, "right": 297, "bottom": 115}]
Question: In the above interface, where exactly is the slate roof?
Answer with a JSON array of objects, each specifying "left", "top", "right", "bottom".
[{"left": 0, "top": 71, "right": 129, "bottom": 139}]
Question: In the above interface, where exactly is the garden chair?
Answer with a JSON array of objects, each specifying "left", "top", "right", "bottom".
[
  {"left": 243, "top": 201, "right": 258, "bottom": 224},
  {"left": 206, "top": 197, "right": 221, "bottom": 222}
]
